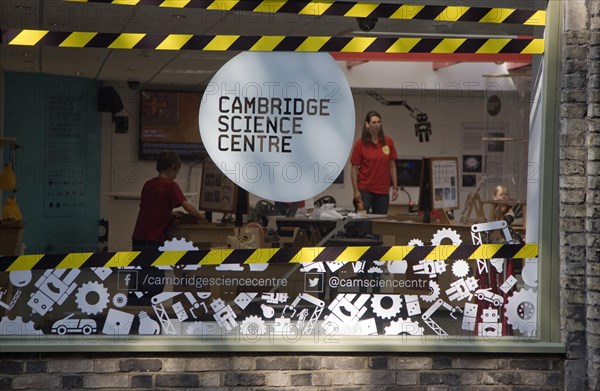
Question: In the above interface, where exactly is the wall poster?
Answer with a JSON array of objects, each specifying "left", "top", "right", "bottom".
[
  {"left": 199, "top": 158, "right": 237, "bottom": 213},
  {"left": 429, "top": 157, "right": 459, "bottom": 210}
]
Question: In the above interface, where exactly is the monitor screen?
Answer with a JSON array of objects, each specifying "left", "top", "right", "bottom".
[
  {"left": 396, "top": 158, "right": 423, "bottom": 188},
  {"left": 139, "top": 90, "right": 206, "bottom": 161}
]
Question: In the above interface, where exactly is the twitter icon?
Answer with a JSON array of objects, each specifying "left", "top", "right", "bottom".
[{"left": 304, "top": 273, "right": 324, "bottom": 292}]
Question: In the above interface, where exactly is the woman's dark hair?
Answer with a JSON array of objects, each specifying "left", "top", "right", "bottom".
[
  {"left": 156, "top": 151, "right": 182, "bottom": 172},
  {"left": 361, "top": 110, "right": 387, "bottom": 146}
]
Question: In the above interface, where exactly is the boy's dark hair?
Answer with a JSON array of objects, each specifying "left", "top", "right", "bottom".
[{"left": 156, "top": 151, "right": 182, "bottom": 172}]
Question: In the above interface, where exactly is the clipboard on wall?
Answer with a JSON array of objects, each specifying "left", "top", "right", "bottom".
[{"left": 199, "top": 158, "right": 238, "bottom": 213}]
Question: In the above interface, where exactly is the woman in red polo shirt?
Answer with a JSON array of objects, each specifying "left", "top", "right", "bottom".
[{"left": 350, "top": 111, "right": 398, "bottom": 214}]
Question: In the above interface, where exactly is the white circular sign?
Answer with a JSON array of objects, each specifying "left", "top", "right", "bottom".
[{"left": 199, "top": 52, "right": 355, "bottom": 202}]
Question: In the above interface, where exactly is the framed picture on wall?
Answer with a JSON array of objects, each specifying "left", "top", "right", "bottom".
[
  {"left": 199, "top": 158, "right": 238, "bottom": 213},
  {"left": 462, "top": 174, "right": 477, "bottom": 187},
  {"left": 462, "top": 155, "right": 482, "bottom": 173},
  {"left": 429, "top": 157, "right": 460, "bottom": 210}
]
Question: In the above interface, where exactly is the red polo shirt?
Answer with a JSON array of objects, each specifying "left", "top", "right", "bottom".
[
  {"left": 132, "top": 176, "right": 186, "bottom": 243},
  {"left": 350, "top": 136, "right": 398, "bottom": 195}
]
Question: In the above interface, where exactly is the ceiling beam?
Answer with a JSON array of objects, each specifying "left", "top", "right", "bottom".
[{"left": 331, "top": 52, "right": 534, "bottom": 63}]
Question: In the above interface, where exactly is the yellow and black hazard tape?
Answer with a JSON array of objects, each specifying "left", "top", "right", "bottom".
[
  {"left": 64, "top": 0, "right": 546, "bottom": 26},
  {"left": 0, "top": 244, "right": 538, "bottom": 271},
  {"left": 3, "top": 30, "right": 544, "bottom": 54}
]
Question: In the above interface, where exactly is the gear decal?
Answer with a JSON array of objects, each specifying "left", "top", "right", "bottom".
[
  {"left": 504, "top": 288, "right": 537, "bottom": 337},
  {"left": 420, "top": 281, "right": 441, "bottom": 303},
  {"left": 370, "top": 295, "right": 403, "bottom": 320},
  {"left": 159, "top": 238, "right": 198, "bottom": 251},
  {"left": 431, "top": 228, "right": 462, "bottom": 245},
  {"left": 385, "top": 318, "right": 425, "bottom": 336},
  {"left": 112, "top": 293, "right": 128, "bottom": 308},
  {"left": 452, "top": 260, "right": 470, "bottom": 278},
  {"left": 75, "top": 282, "right": 110, "bottom": 315},
  {"left": 240, "top": 315, "right": 267, "bottom": 336},
  {"left": 159, "top": 238, "right": 200, "bottom": 270},
  {"left": 0, "top": 315, "right": 43, "bottom": 335}
]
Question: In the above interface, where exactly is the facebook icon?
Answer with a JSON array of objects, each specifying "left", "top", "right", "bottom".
[{"left": 117, "top": 270, "right": 138, "bottom": 291}]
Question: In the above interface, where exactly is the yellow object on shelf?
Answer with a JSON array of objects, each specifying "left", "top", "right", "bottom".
[
  {"left": 2, "top": 194, "right": 22, "bottom": 221},
  {"left": 0, "top": 164, "right": 16, "bottom": 190}
]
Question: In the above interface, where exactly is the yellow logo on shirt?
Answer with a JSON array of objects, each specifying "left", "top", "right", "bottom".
[{"left": 382, "top": 146, "right": 390, "bottom": 155}]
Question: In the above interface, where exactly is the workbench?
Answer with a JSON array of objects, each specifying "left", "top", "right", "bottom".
[{"left": 165, "top": 223, "right": 236, "bottom": 249}]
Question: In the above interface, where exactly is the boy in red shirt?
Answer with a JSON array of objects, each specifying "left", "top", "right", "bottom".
[{"left": 132, "top": 151, "right": 204, "bottom": 251}]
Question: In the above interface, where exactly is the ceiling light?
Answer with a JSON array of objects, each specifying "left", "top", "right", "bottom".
[{"left": 356, "top": 17, "right": 378, "bottom": 32}]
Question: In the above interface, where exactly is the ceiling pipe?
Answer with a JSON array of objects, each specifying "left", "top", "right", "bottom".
[{"left": 346, "top": 60, "right": 369, "bottom": 69}]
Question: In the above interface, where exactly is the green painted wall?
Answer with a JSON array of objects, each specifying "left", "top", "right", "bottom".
[{"left": 2, "top": 72, "right": 101, "bottom": 253}]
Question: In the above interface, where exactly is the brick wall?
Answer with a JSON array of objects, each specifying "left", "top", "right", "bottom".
[
  {"left": 586, "top": 0, "right": 600, "bottom": 388},
  {"left": 0, "top": 353, "right": 563, "bottom": 390},
  {"left": 560, "top": 0, "right": 600, "bottom": 390}
]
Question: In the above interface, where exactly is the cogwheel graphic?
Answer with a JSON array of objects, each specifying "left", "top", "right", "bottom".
[
  {"left": 75, "top": 281, "right": 110, "bottom": 315},
  {"left": 0, "top": 316, "right": 43, "bottom": 335},
  {"left": 420, "top": 281, "right": 441, "bottom": 303},
  {"left": 159, "top": 237, "right": 198, "bottom": 251},
  {"left": 112, "top": 293, "right": 128, "bottom": 308},
  {"left": 452, "top": 260, "right": 470, "bottom": 278},
  {"left": 370, "top": 295, "right": 403, "bottom": 319},
  {"left": 408, "top": 239, "right": 424, "bottom": 246},
  {"left": 431, "top": 228, "right": 462, "bottom": 246},
  {"left": 384, "top": 317, "right": 425, "bottom": 336},
  {"left": 240, "top": 315, "right": 267, "bottom": 336},
  {"left": 367, "top": 266, "right": 383, "bottom": 273},
  {"left": 504, "top": 288, "right": 537, "bottom": 337},
  {"left": 158, "top": 238, "right": 200, "bottom": 269}
]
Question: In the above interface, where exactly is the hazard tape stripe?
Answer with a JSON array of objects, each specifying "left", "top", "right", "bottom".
[
  {"left": 64, "top": 1, "right": 546, "bottom": 26},
  {"left": 0, "top": 244, "right": 538, "bottom": 271},
  {"left": 3, "top": 30, "right": 544, "bottom": 54}
]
